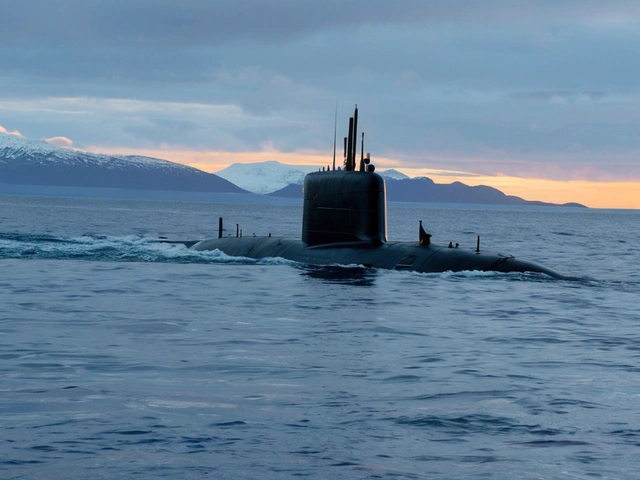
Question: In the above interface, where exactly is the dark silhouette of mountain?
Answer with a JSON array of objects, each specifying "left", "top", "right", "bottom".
[
  {"left": 1, "top": 134, "right": 586, "bottom": 207},
  {"left": 271, "top": 175, "right": 585, "bottom": 207},
  {"left": 268, "top": 183, "right": 304, "bottom": 198},
  {"left": 0, "top": 134, "right": 246, "bottom": 193},
  {"left": 384, "top": 177, "right": 585, "bottom": 206}
]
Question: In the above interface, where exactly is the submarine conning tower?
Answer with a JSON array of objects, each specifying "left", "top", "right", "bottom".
[
  {"left": 302, "top": 170, "right": 388, "bottom": 246},
  {"left": 302, "top": 106, "right": 388, "bottom": 247}
]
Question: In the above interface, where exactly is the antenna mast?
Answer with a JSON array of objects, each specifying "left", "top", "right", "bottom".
[
  {"left": 342, "top": 104, "right": 362, "bottom": 171},
  {"left": 359, "top": 132, "right": 365, "bottom": 172},
  {"left": 351, "top": 105, "right": 358, "bottom": 171},
  {"left": 346, "top": 116, "right": 354, "bottom": 171},
  {"left": 332, "top": 103, "right": 337, "bottom": 171}
]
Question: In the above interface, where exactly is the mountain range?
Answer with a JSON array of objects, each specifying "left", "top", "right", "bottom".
[
  {"left": 0, "top": 133, "right": 584, "bottom": 207},
  {"left": 0, "top": 134, "right": 244, "bottom": 193},
  {"left": 264, "top": 165, "right": 584, "bottom": 207}
]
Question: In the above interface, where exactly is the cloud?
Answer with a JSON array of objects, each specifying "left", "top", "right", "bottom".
[
  {"left": 3, "top": 1, "right": 640, "bottom": 49},
  {"left": 0, "top": 125, "right": 23, "bottom": 136},
  {"left": 510, "top": 91, "right": 607, "bottom": 102},
  {"left": 43, "top": 136, "right": 73, "bottom": 148},
  {"left": 3, "top": 2, "right": 640, "bottom": 89},
  {"left": 2, "top": 0, "right": 640, "bottom": 206}
]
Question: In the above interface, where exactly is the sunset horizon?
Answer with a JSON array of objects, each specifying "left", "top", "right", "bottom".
[{"left": 81, "top": 144, "right": 639, "bottom": 209}]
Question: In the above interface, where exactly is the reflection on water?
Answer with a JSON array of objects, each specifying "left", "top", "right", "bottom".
[{"left": 299, "top": 265, "right": 378, "bottom": 287}]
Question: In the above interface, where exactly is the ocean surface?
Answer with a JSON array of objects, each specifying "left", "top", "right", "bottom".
[{"left": 1, "top": 193, "right": 639, "bottom": 479}]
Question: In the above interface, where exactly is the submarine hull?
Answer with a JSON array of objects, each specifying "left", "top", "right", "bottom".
[
  {"left": 188, "top": 108, "right": 564, "bottom": 279},
  {"left": 191, "top": 237, "right": 562, "bottom": 278}
]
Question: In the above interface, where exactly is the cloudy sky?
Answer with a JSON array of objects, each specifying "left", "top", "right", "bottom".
[{"left": 1, "top": 0, "right": 639, "bottom": 207}]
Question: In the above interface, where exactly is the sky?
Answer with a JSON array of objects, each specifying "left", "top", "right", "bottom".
[{"left": 1, "top": 0, "right": 639, "bottom": 208}]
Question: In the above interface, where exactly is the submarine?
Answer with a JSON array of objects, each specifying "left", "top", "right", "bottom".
[{"left": 190, "top": 106, "right": 562, "bottom": 278}]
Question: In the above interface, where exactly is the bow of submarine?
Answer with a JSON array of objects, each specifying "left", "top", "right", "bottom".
[{"left": 488, "top": 256, "right": 564, "bottom": 279}]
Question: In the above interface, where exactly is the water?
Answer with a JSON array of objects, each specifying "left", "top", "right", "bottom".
[{"left": 1, "top": 194, "right": 639, "bottom": 479}]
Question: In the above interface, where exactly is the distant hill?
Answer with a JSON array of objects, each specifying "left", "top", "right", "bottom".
[
  {"left": 269, "top": 173, "right": 585, "bottom": 207},
  {"left": 228, "top": 161, "right": 580, "bottom": 207},
  {"left": 268, "top": 183, "right": 304, "bottom": 198},
  {"left": 384, "top": 177, "right": 584, "bottom": 206},
  {"left": 0, "top": 134, "right": 245, "bottom": 193},
  {"left": 377, "top": 169, "right": 410, "bottom": 181},
  {"left": 215, "top": 161, "right": 317, "bottom": 194},
  {"left": 1, "top": 135, "right": 585, "bottom": 207}
]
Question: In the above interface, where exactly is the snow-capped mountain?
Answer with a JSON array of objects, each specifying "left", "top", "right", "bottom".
[
  {"left": 0, "top": 133, "right": 245, "bottom": 193},
  {"left": 214, "top": 161, "right": 414, "bottom": 194},
  {"left": 377, "top": 169, "right": 409, "bottom": 181},
  {"left": 215, "top": 161, "right": 318, "bottom": 194}
]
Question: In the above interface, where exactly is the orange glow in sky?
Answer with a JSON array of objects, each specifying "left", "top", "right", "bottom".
[{"left": 87, "top": 146, "right": 640, "bottom": 209}]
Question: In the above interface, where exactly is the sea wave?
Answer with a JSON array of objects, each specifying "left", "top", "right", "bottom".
[{"left": 0, "top": 232, "right": 261, "bottom": 265}]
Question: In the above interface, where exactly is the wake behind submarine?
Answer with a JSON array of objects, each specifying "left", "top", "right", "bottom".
[{"left": 191, "top": 106, "right": 563, "bottom": 278}]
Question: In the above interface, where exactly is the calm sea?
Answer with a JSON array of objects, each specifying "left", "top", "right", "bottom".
[{"left": 1, "top": 193, "right": 639, "bottom": 479}]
